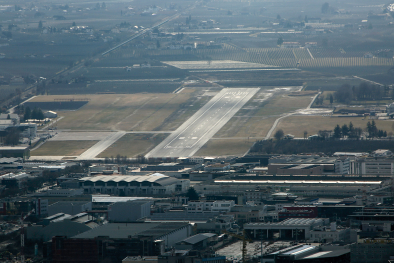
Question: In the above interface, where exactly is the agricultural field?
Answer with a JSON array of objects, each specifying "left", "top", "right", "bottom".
[
  {"left": 211, "top": 90, "right": 313, "bottom": 139},
  {"left": 113, "top": 44, "right": 394, "bottom": 70},
  {"left": 29, "top": 90, "right": 196, "bottom": 131},
  {"left": 195, "top": 138, "right": 255, "bottom": 156},
  {"left": 31, "top": 141, "right": 98, "bottom": 156},
  {"left": 273, "top": 116, "right": 394, "bottom": 138},
  {"left": 97, "top": 133, "right": 168, "bottom": 158}
]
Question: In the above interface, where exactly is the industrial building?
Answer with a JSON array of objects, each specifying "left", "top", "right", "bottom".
[
  {"left": 309, "top": 222, "right": 354, "bottom": 243},
  {"left": 27, "top": 212, "right": 97, "bottom": 241},
  {"left": 0, "top": 146, "right": 30, "bottom": 159},
  {"left": 351, "top": 156, "right": 394, "bottom": 175},
  {"left": 209, "top": 177, "right": 384, "bottom": 197},
  {"left": 187, "top": 200, "right": 235, "bottom": 213},
  {"left": 47, "top": 201, "right": 92, "bottom": 216},
  {"left": 0, "top": 172, "right": 30, "bottom": 188},
  {"left": 45, "top": 222, "right": 192, "bottom": 263},
  {"left": 268, "top": 155, "right": 350, "bottom": 175},
  {"left": 108, "top": 200, "right": 151, "bottom": 222},
  {"left": 158, "top": 250, "right": 225, "bottom": 263},
  {"left": 175, "top": 233, "right": 217, "bottom": 250},
  {"left": 78, "top": 174, "right": 190, "bottom": 195},
  {"left": 350, "top": 239, "right": 394, "bottom": 263},
  {"left": 244, "top": 218, "right": 330, "bottom": 240},
  {"left": 262, "top": 244, "right": 350, "bottom": 263}
]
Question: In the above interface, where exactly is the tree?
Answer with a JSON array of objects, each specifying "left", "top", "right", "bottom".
[
  {"left": 333, "top": 125, "right": 341, "bottom": 138},
  {"left": 371, "top": 120, "right": 377, "bottom": 137},
  {"left": 274, "top": 129, "right": 284, "bottom": 140},
  {"left": 277, "top": 36, "right": 283, "bottom": 46},
  {"left": 366, "top": 121, "right": 378, "bottom": 138},
  {"left": 31, "top": 107, "right": 44, "bottom": 120},
  {"left": 334, "top": 84, "right": 352, "bottom": 104},
  {"left": 348, "top": 122, "right": 355, "bottom": 137},
  {"left": 186, "top": 187, "right": 199, "bottom": 201},
  {"left": 321, "top": 2, "right": 330, "bottom": 14},
  {"left": 341, "top": 124, "right": 349, "bottom": 137},
  {"left": 38, "top": 20, "right": 43, "bottom": 29}
]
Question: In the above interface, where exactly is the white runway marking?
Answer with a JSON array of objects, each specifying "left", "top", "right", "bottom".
[{"left": 145, "top": 88, "right": 259, "bottom": 158}]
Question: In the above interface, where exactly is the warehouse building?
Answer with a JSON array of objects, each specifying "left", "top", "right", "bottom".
[
  {"left": 27, "top": 212, "right": 97, "bottom": 241},
  {"left": 244, "top": 218, "right": 329, "bottom": 240},
  {"left": 78, "top": 174, "right": 190, "bottom": 195},
  {"left": 0, "top": 146, "right": 30, "bottom": 159},
  {"left": 350, "top": 239, "right": 394, "bottom": 263},
  {"left": 352, "top": 156, "right": 394, "bottom": 175},
  {"left": 108, "top": 200, "right": 151, "bottom": 222},
  {"left": 263, "top": 244, "right": 350, "bottom": 263},
  {"left": 268, "top": 155, "right": 350, "bottom": 175},
  {"left": 174, "top": 233, "right": 217, "bottom": 250},
  {"left": 45, "top": 222, "right": 192, "bottom": 263},
  {"left": 0, "top": 172, "right": 30, "bottom": 188},
  {"left": 47, "top": 201, "right": 92, "bottom": 216}
]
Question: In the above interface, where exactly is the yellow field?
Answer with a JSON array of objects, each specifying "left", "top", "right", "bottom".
[
  {"left": 97, "top": 133, "right": 168, "bottom": 158},
  {"left": 30, "top": 91, "right": 194, "bottom": 131},
  {"left": 31, "top": 141, "right": 98, "bottom": 156},
  {"left": 214, "top": 93, "right": 312, "bottom": 138},
  {"left": 274, "top": 116, "right": 394, "bottom": 137}
]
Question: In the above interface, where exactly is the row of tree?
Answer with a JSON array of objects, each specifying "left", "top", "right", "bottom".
[
  {"left": 331, "top": 120, "right": 387, "bottom": 139},
  {"left": 24, "top": 106, "right": 44, "bottom": 120},
  {"left": 274, "top": 120, "right": 388, "bottom": 141},
  {"left": 332, "top": 122, "right": 362, "bottom": 139},
  {"left": 334, "top": 83, "right": 391, "bottom": 104}
]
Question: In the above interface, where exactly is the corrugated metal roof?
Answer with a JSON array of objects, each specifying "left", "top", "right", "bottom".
[
  {"left": 72, "top": 222, "right": 189, "bottom": 239},
  {"left": 79, "top": 175, "right": 180, "bottom": 186},
  {"left": 180, "top": 233, "right": 216, "bottom": 245}
]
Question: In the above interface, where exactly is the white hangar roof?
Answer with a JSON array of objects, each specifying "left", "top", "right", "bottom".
[{"left": 79, "top": 174, "right": 180, "bottom": 186}]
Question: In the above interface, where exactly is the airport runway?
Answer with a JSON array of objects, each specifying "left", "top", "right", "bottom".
[
  {"left": 77, "top": 131, "right": 126, "bottom": 160},
  {"left": 145, "top": 88, "right": 259, "bottom": 158}
]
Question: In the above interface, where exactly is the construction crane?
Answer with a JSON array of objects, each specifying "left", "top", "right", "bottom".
[
  {"left": 20, "top": 209, "right": 35, "bottom": 263},
  {"left": 222, "top": 230, "right": 253, "bottom": 263}
]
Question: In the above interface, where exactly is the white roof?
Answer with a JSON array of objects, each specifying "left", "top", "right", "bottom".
[
  {"left": 80, "top": 174, "right": 180, "bottom": 186},
  {"left": 215, "top": 180, "right": 382, "bottom": 185},
  {"left": 92, "top": 195, "right": 152, "bottom": 203}
]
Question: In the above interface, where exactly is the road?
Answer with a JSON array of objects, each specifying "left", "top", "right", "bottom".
[
  {"left": 146, "top": 88, "right": 259, "bottom": 158},
  {"left": 101, "top": 1, "right": 201, "bottom": 56},
  {"left": 265, "top": 92, "right": 325, "bottom": 139},
  {"left": 353, "top": 76, "right": 385, "bottom": 87},
  {"left": 77, "top": 131, "right": 126, "bottom": 160}
]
